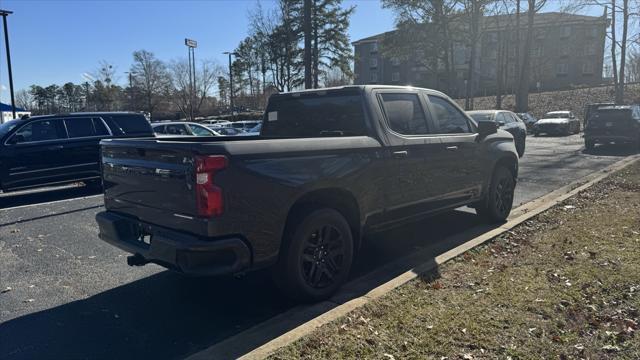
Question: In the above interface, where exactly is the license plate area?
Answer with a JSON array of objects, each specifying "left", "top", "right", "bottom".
[{"left": 134, "top": 225, "right": 153, "bottom": 248}]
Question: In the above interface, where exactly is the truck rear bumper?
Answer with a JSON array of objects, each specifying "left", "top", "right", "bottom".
[{"left": 96, "top": 211, "right": 251, "bottom": 276}]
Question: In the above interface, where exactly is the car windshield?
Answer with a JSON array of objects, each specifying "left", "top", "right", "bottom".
[
  {"left": 545, "top": 113, "right": 570, "bottom": 119},
  {"left": 468, "top": 113, "right": 494, "bottom": 122}
]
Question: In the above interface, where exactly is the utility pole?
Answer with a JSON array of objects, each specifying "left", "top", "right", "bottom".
[
  {"left": 1, "top": 9, "right": 16, "bottom": 120},
  {"left": 223, "top": 51, "right": 237, "bottom": 118},
  {"left": 185, "top": 38, "right": 197, "bottom": 121}
]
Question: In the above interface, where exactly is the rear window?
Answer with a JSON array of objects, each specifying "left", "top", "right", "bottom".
[
  {"left": 103, "top": 114, "right": 153, "bottom": 136},
  {"left": 592, "top": 108, "right": 632, "bottom": 121},
  {"left": 262, "top": 92, "right": 366, "bottom": 138}
]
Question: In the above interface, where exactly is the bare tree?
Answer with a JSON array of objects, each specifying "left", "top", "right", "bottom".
[
  {"left": 515, "top": 0, "right": 548, "bottom": 112},
  {"left": 130, "top": 50, "right": 171, "bottom": 115},
  {"left": 170, "top": 59, "right": 222, "bottom": 118},
  {"left": 15, "top": 89, "right": 33, "bottom": 111}
]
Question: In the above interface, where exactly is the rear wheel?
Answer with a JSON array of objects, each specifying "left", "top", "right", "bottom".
[
  {"left": 476, "top": 166, "right": 516, "bottom": 223},
  {"left": 273, "top": 208, "right": 354, "bottom": 302}
]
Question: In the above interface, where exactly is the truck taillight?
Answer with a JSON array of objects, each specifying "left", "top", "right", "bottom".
[{"left": 195, "top": 155, "right": 227, "bottom": 217}]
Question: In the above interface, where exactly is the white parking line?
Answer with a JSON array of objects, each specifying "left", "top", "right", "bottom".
[{"left": 0, "top": 194, "right": 104, "bottom": 212}]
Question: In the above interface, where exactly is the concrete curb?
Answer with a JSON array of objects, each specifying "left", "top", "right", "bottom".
[{"left": 188, "top": 154, "right": 640, "bottom": 360}]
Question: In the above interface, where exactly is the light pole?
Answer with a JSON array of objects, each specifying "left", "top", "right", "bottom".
[
  {"left": 1, "top": 9, "right": 16, "bottom": 121},
  {"left": 185, "top": 38, "right": 197, "bottom": 121},
  {"left": 223, "top": 51, "right": 237, "bottom": 117}
]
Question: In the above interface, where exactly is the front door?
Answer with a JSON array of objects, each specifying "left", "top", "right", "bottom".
[
  {"left": 2, "top": 118, "right": 70, "bottom": 190},
  {"left": 425, "top": 94, "right": 484, "bottom": 206}
]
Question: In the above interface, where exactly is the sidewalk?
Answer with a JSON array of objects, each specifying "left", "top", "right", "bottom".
[{"left": 269, "top": 163, "right": 640, "bottom": 359}]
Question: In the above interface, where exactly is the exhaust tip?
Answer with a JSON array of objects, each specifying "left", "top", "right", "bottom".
[{"left": 127, "top": 254, "right": 148, "bottom": 266}]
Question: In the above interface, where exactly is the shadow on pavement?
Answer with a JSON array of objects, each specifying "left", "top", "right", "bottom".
[
  {"left": 0, "top": 210, "right": 496, "bottom": 360},
  {"left": 582, "top": 143, "right": 639, "bottom": 157},
  {"left": 0, "top": 184, "right": 102, "bottom": 210}
]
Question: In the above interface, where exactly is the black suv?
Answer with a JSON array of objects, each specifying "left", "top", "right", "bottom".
[
  {"left": 584, "top": 105, "right": 640, "bottom": 150},
  {"left": 0, "top": 112, "right": 153, "bottom": 193}
]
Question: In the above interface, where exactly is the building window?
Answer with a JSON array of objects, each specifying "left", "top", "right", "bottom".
[
  {"left": 391, "top": 57, "right": 401, "bottom": 66},
  {"left": 586, "top": 44, "right": 597, "bottom": 56},
  {"left": 588, "top": 27, "right": 599, "bottom": 38},
  {"left": 560, "top": 46, "right": 570, "bottom": 57},
  {"left": 487, "top": 48, "right": 497, "bottom": 60},
  {"left": 370, "top": 72, "right": 378, "bottom": 83},
  {"left": 560, "top": 26, "right": 571, "bottom": 38},
  {"left": 582, "top": 62, "right": 594, "bottom": 75},
  {"left": 370, "top": 58, "right": 378, "bottom": 68},
  {"left": 508, "top": 63, "right": 516, "bottom": 78},
  {"left": 535, "top": 29, "right": 545, "bottom": 39},
  {"left": 391, "top": 72, "right": 400, "bottom": 82},
  {"left": 371, "top": 42, "right": 378, "bottom": 53},
  {"left": 556, "top": 63, "right": 569, "bottom": 76},
  {"left": 530, "top": 45, "right": 543, "bottom": 57}
]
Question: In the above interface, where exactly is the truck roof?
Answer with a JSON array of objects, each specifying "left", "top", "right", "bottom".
[{"left": 273, "top": 85, "right": 448, "bottom": 99}]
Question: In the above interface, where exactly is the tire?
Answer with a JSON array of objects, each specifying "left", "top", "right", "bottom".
[
  {"left": 585, "top": 140, "right": 595, "bottom": 151},
  {"left": 476, "top": 166, "right": 516, "bottom": 223},
  {"left": 533, "top": 131, "right": 539, "bottom": 137},
  {"left": 516, "top": 138, "right": 526, "bottom": 158},
  {"left": 273, "top": 208, "right": 354, "bottom": 302}
]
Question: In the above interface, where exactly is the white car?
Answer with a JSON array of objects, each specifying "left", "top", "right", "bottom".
[
  {"left": 152, "top": 122, "right": 219, "bottom": 136},
  {"left": 533, "top": 111, "right": 581, "bottom": 136},
  {"left": 202, "top": 120, "right": 232, "bottom": 127}
]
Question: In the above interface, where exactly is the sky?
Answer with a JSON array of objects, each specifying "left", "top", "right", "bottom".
[{"left": 0, "top": 0, "right": 396, "bottom": 103}]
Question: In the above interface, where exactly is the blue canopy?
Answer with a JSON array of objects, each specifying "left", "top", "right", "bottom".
[{"left": 0, "top": 102, "right": 26, "bottom": 112}]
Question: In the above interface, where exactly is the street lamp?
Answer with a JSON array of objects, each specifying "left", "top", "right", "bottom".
[
  {"left": 223, "top": 51, "right": 237, "bottom": 117},
  {"left": 185, "top": 38, "right": 197, "bottom": 121},
  {"left": 1, "top": 9, "right": 16, "bottom": 121}
]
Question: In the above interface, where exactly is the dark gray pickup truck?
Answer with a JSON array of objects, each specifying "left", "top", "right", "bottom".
[{"left": 96, "top": 85, "right": 519, "bottom": 301}]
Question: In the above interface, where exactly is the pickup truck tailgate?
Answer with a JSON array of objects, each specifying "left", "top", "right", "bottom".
[{"left": 101, "top": 141, "right": 198, "bottom": 217}]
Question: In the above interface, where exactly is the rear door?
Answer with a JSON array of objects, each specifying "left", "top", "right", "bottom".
[
  {"left": 61, "top": 116, "right": 112, "bottom": 181},
  {"left": 374, "top": 89, "right": 443, "bottom": 223},
  {"left": 2, "top": 118, "right": 70, "bottom": 190},
  {"left": 425, "top": 94, "right": 483, "bottom": 205}
]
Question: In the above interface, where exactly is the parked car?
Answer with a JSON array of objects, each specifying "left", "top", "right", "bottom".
[
  {"left": 152, "top": 122, "right": 219, "bottom": 136},
  {"left": 584, "top": 105, "right": 640, "bottom": 150},
  {"left": 516, "top": 112, "right": 538, "bottom": 132},
  {"left": 467, "top": 110, "right": 527, "bottom": 157},
  {"left": 209, "top": 126, "right": 244, "bottom": 136},
  {"left": 202, "top": 119, "right": 232, "bottom": 127},
  {"left": 0, "top": 112, "right": 153, "bottom": 193},
  {"left": 245, "top": 123, "right": 262, "bottom": 136},
  {"left": 584, "top": 103, "right": 616, "bottom": 128},
  {"left": 95, "top": 85, "right": 519, "bottom": 301},
  {"left": 533, "top": 111, "right": 581, "bottom": 136},
  {"left": 231, "top": 120, "right": 261, "bottom": 131}
]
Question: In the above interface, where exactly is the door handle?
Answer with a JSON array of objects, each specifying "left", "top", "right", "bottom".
[
  {"left": 392, "top": 150, "right": 408, "bottom": 159},
  {"left": 46, "top": 145, "right": 64, "bottom": 151},
  {"left": 446, "top": 145, "right": 459, "bottom": 151}
]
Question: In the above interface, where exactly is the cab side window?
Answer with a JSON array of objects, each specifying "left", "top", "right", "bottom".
[
  {"left": 379, "top": 93, "right": 429, "bottom": 135},
  {"left": 427, "top": 95, "right": 471, "bottom": 134},
  {"left": 10, "top": 119, "right": 67, "bottom": 144}
]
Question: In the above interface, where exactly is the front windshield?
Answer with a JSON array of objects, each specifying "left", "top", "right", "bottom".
[
  {"left": 0, "top": 120, "right": 20, "bottom": 139},
  {"left": 545, "top": 113, "right": 570, "bottom": 119},
  {"left": 469, "top": 113, "right": 494, "bottom": 122}
]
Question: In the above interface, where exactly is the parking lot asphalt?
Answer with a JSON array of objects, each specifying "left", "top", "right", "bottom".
[{"left": 0, "top": 135, "right": 636, "bottom": 360}]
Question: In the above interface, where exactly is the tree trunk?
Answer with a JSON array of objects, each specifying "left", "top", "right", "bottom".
[
  {"left": 516, "top": 0, "right": 535, "bottom": 113},
  {"left": 610, "top": 1, "right": 619, "bottom": 102},
  {"left": 303, "top": 0, "right": 312, "bottom": 89},
  {"left": 465, "top": 0, "right": 480, "bottom": 110},
  {"left": 312, "top": 0, "right": 319, "bottom": 88},
  {"left": 617, "top": 0, "right": 628, "bottom": 103}
]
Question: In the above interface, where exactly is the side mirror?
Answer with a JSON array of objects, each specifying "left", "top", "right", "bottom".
[
  {"left": 478, "top": 120, "right": 498, "bottom": 137},
  {"left": 497, "top": 121, "right": 505, "bottom": 126}
]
